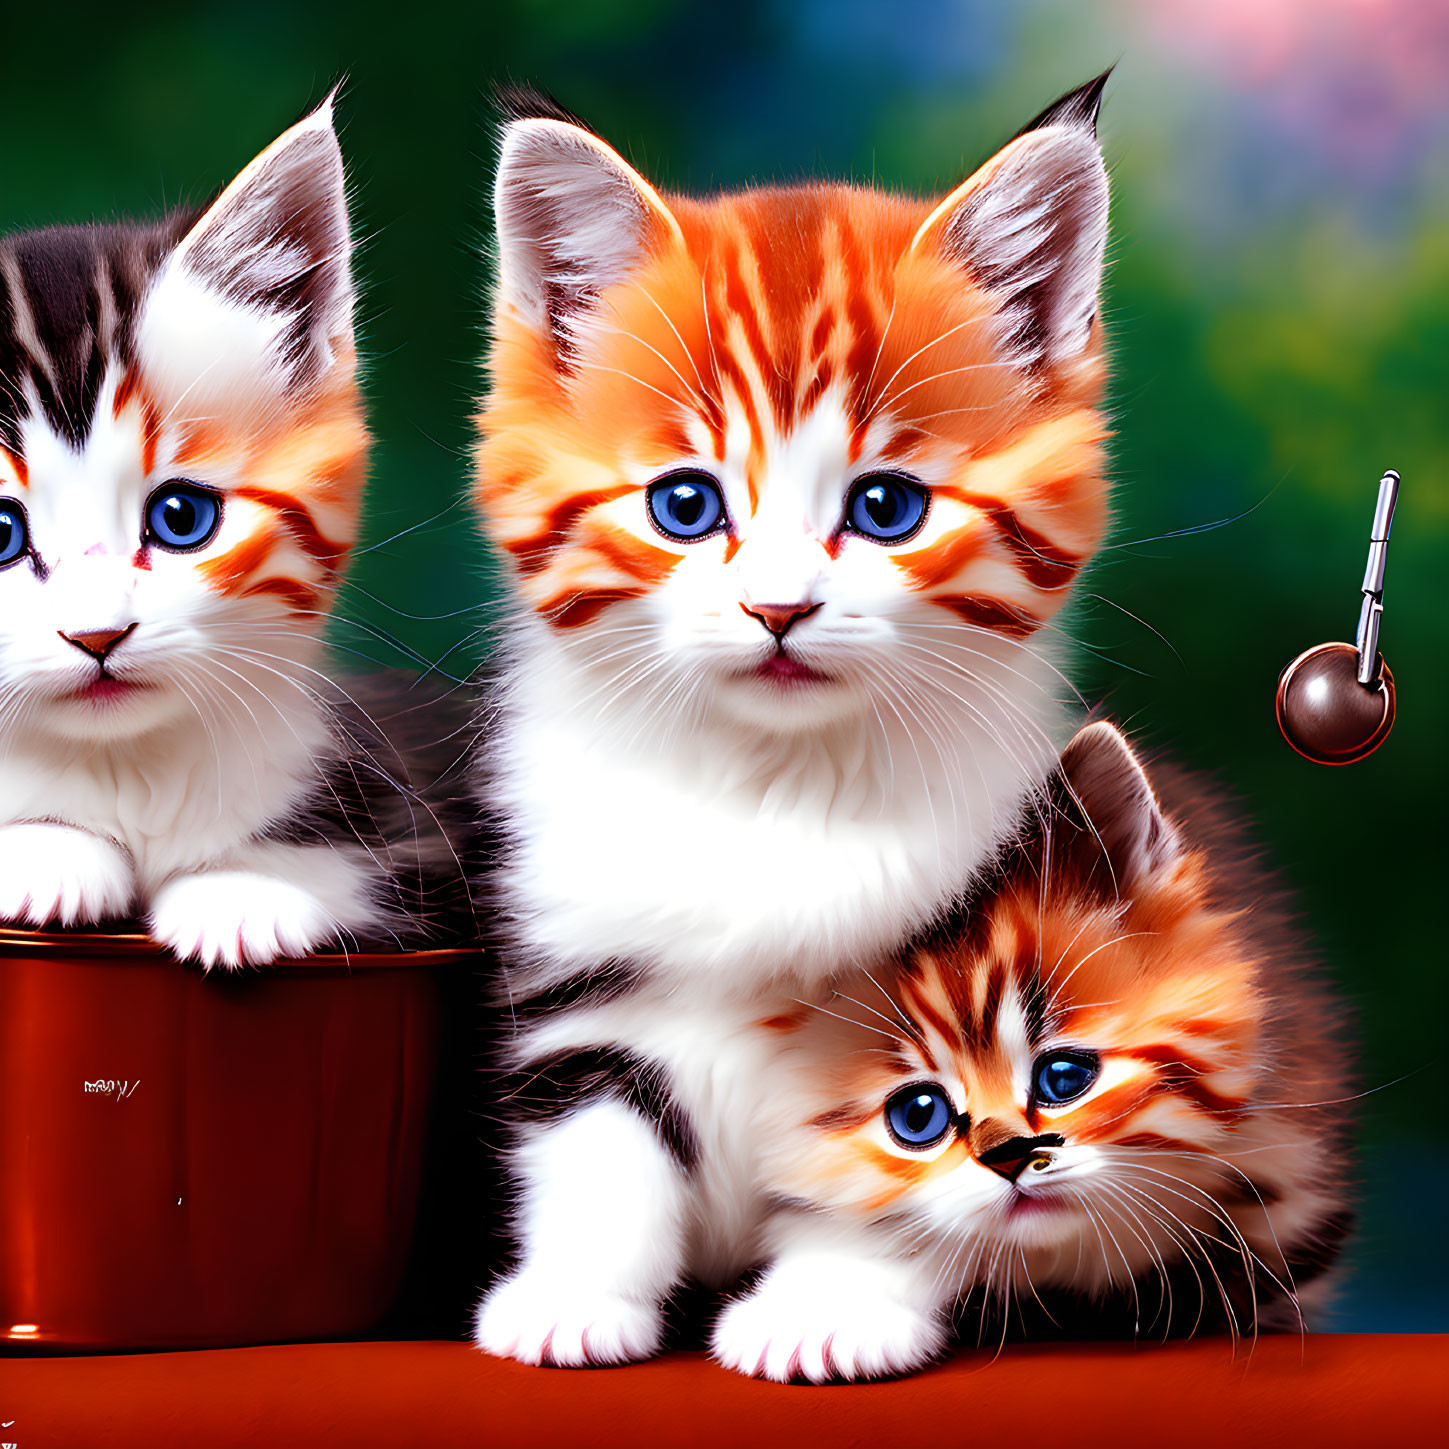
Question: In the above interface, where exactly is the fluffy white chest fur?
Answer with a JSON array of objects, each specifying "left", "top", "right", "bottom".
[
  {"left": 0, "top": 678, "right": 326, "bottom": 889},
  {"left": 494, "top": 645, "right": 1069, "bottom": 997}
]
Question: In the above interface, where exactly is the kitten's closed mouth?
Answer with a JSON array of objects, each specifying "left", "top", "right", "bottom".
[
  {"left": 68, "top": 676, "right": 153, "bottom": 705},
  {"left": 1005, "top": 1189, "right": 1067, "bottom": 1217},
  {"left": 750, "top": 655, "right": 832, "bottom": 687}
]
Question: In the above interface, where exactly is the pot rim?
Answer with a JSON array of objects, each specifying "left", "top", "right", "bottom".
[{"left": 0, "top": 925, "right": 476, "bottom": 968}]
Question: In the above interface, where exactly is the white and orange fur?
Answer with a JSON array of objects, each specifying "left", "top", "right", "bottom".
[
  {"left": 0, "top": 98, "right": 455, "bottom": 965},
  {"left": 473, "top": 79, "right": 1116, "bottom": 1363}
]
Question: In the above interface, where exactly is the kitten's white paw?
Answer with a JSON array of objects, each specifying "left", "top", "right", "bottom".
[
  {"left": 149, "top": 870, "right": 339, "bottom": 969},
  {"left": 712, "top": 1277, "right": 946, "bottom": 1383},
  {"left": 474, "top": 1272, "right": 663, "bottom": 1367},
  {"left": 0, "top": 824, "right": 133, "bottom": 927}
]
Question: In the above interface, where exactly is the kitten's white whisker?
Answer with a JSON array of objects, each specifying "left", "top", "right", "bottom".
[
  {"left": 571, "top": 360, "right": 694, "bottom": 414},
  {"left": 871, "top": 360, "right": 1000, "bottom": 417},
  {"left": 864, "top": 315, "right": 991, "bottom": 425}
]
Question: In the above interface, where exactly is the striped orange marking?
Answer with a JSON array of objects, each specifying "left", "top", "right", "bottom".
[
  {"left": 198, "top": 524, "right": 285, "bottom": 594},
  {"left": 547, "top": 587, "right": 647, "bottom": 630},
  {"left": 934, "top": 595, "right": 1040, "bottom": 636},
  {"left": 0, "top": 445, "right": 27, "bottom": 489},
  {"left": 241, "top": 576, "right": 324, "bottom": 613},
  {"left": 234, "top": 486, "right": 348, "bottom": 570}
]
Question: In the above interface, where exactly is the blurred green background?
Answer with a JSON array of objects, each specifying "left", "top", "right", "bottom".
[{"left": 3, "top": 0, "right": 1443, "bottom": 1331}]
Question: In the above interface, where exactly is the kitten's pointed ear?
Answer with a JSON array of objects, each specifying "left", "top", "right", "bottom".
[
  {"left": 165, "top": 92, "right": 354, "bottom": 383},
  {"left": 1012, "top": 68, "right": 1112, "bottom": 140},
  {"left": 1055, "top": 721, "right": 1180, "bottom": 896},
  {"left": 912, "top": 71, "right": 1111, "bottom": 371},
  {"left": 493, "top": 103, "right": 683, "bottom": 350}
]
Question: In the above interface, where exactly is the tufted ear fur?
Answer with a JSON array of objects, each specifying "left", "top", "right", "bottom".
[
  {"left": 912, "top": 71, "right": 1111, "bottom": 371},
  {"left": 1054, "top": 720, "right": 1181, "bottom": 898},
  {"left": 139, "top": 93, "right": 354, "bottom": 409},
  {"left": 492, "top": 90, "right": 682, "bottom": 355}
]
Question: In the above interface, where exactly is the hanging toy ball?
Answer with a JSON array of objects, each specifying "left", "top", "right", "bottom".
[
  {"left": 1275, "top": 470, "right": 1399, "bottom": 766},
  {"left": 1277, "top": 641, "right": 1395, "bottom": 765}
]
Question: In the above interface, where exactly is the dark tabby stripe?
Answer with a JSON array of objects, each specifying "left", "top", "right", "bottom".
[
  {"left": 499, "top": 1045, "right": 699, "bottom": 1170},
  {"left": 261, "top": 673, "right": 478, "bottom": 946},
  {"left": 0, "top": 219, "right": 191, "bottom": 453},
  {"left": 504, "top": 962, "right": 642, "bottom": 1022}
]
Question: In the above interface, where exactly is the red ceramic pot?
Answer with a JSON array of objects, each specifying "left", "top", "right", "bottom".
[{"left": 0, "top": 929, "right": 463, "bottom": 1350}]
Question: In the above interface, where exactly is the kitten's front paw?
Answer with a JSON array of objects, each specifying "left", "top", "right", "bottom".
[
  {"left": 712, "top": 1277, "right": 946, "bottom": 1383},
  {"left": 0, "top": 824, "right": 133, "bottom": 927},
  {"left": 475, "top": 1272, "right": 663, "bottom": 1367},
  {"left": 149, "top": 870, "right": 339, "bottom": 969}
]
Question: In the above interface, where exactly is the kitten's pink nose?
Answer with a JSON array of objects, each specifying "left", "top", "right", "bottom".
[
  {"left": 59, "top": 624, "right": 137, "bottom": 661},
  {"left": 741, "top": 601, "right": 821, "bottom": 640}
]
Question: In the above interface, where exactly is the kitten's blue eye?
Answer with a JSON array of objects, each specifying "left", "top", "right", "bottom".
[
  {"left": 145, "top": 484, "right": 222, "bottom": 551},
  {"left": 1033, "top": 1051, "right": 1101, "bottom": 1106},
  {"left": 845, "top": 473, "right": 929, "bottom": 544},
  {"left": 884, "top": 1083, "right": 955, "bottom": 1149},
  {"left": 646, "top": 472, "right": 726, "bottom": 542},
  {"left": 0, "top": 500, "right": 28, "bottom": 568}
]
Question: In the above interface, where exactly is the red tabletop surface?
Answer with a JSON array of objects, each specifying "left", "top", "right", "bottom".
[{"left": 1, "top": 1335, "right": 1445, "bottom": 1449}]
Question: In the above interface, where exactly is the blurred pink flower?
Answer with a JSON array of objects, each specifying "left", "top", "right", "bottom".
[{"left": 1128, "top": 0, "right": 1449, "bottom": 171}]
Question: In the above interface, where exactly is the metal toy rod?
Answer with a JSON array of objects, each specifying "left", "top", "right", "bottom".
[{"left": 1355, "top": 469, "right": 1399, "bottom": 686}]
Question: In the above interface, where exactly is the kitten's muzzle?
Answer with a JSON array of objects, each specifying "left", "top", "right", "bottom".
[
  {"left": 977, "top": 1132, "right": 1066, "bottom": 1183},
  {"left": 58, "top": 623, "right": 137, "bottom": 663}
]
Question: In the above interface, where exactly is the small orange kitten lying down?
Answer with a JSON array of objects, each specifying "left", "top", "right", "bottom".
[{"left": 715, "top": 722, "right": 1352, "bottom": 1381}]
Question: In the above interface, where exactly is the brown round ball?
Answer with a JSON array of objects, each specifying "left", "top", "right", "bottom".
[{"left": 1276, "top": 641, "right": 1395, "bottom": 766}]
